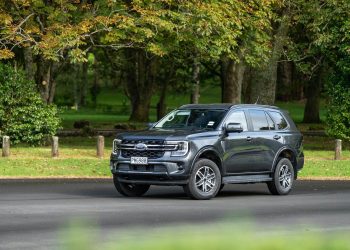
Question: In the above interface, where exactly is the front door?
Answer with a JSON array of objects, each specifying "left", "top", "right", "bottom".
[{"left": 222, "top": 110, "right": 259, "bottom": 174}]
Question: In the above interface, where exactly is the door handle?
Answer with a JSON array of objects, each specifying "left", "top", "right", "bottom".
[
  {"left": 246, "top": 136, "right": 252, "bottom": 142},
  {"left": 273, "top": 135, "right": 281, "bottom": 140}
]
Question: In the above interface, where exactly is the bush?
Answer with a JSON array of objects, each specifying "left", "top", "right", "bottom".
[
  {"left": 0, "top": 63, "right": 61, "bottom": 145},
  {"left": 73, "top": 120, "right": 90, "bottom": 129},
  {"left": 326, "top": 81, "right": 350, "bottom": 140}
]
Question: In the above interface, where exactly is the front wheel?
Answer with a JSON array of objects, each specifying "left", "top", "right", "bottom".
[
  {"left": 267, "top": 158, "right": 294, "bottom": 195},
  {"left": 184, "top": 159, "right": 221, "bottom": 200},
  {"left": 113, "top": 174, "right": 150, "bottom": 197}
]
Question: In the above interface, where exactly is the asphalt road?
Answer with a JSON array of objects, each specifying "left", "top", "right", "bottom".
[{"left": 0, "top": 179, "right": 350, "bottom": 250}]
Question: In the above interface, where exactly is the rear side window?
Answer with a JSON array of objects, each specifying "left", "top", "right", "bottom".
[
  {"left": 269, "top": 111, "right": 288, "bottom": 130},
  {"left": 249, "top": 110, "right": 270, "bottom": 131},
  {"left": 225, "top": 111, "right": 248, "bottom": 131},
  {"left": 265, "top": 113, "right": 275, "bottom": 130}
]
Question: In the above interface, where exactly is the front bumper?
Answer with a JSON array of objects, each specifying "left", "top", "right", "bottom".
[{"left": 110, "top": 154, "right": 191, "bottom": 186}]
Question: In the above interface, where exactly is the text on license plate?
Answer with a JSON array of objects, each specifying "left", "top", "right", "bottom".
[{"left": 130, "top": 157, "right": 148, "bottom": 165}]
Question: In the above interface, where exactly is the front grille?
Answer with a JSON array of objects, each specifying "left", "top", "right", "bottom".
[
  {"left": 114, "top": 139, "right": 176, "bottom": 159},
  {"left": 121, "top": 149, "right": 164, "bottom": 159}
]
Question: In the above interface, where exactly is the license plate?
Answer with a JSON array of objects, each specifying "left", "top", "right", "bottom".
[{"left": 130, "top": 157, "right": 148, "bottom": 165}]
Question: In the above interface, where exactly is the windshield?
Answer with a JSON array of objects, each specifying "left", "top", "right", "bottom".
[{"left": 154, "top": 109, "right": 227, "bottom": 130}]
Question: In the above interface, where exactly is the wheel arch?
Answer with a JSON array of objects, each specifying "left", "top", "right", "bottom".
[
  {"left": 190, "top": 147, "right": 223, "bottom": 174},
  {"left": 272, "top": 147, "right": 298, "bottom": 178}
]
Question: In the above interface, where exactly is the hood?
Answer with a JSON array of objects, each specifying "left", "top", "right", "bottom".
[{"left": 116, "top": 128, "right": 220, "bottom": 141}]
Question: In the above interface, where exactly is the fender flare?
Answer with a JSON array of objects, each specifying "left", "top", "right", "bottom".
[
  {"left": 271, "top": 146, "right": 298, "bottom": 172},
  {"left": 189, "top": 146, "right": 223, "bottom": 174}
]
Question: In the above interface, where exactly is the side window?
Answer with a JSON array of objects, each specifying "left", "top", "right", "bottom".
[
  {"left": 249, "top": 110, "right": 270, "bottom": 131},
  {"left": 226, "top": 111, "right": 248, "bottom": 131},
  {"left": 265, "top": 112, "right": 275, "bottom": 130},
  {"left": 269, "top": 111, "right": 288, "bottom": 130}
]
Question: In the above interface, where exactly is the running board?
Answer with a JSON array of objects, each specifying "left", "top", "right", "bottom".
[{"left": 222, "top": 174, "right": 272, "bottom": 184}]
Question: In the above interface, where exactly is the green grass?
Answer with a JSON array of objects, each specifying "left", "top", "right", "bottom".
[
  {"left": 300, "top": 160, "right": 350, "bottom": 178},
  {"left": 1, "top": 136, "right": 349, "bottom": 178},
  {"left": 60, "top": 222, "right": 350, "bottom": 250},
  {"left": 60, "top": 85, "right": 326, "bottom": 129},
  {"left": 0, "top": 136, "right": 349, "bottom": 178},
  {"left": 0, "top": 159, "right": 109, "bottom": 177}
]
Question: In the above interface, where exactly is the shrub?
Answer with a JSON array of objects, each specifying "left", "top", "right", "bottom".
[
  {"left": 0, "top": 63, "right": 61, "bottom": 145},
  {"left": 326, "top": 81, "right": 350, "bottom": 140},
  {"left": 73, "top": 120, "right": 90, "bottom": 129}
]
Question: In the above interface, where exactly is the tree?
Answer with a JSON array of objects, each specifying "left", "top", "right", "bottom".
[
  {"left": 0, "top": 0, "right": 98, "bottom": 103},
  {"left": 286, "top": 0, "right": 350, "bottom": 123},
  {"left": 246, "top": 9, "right": 290, "bottom": 105},
  {"left": 0, "top": 63, "right": 60, "bottom": 145},
  {"left": 220, "top": 0, "right": 274, "bottom": 104}
]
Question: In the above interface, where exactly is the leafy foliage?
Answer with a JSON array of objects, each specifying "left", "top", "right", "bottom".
[
  {"left": 326, "top": 76, "right": 350, "bottom": 140},
  {"left": 0, "top": 0, "right": 274, "bottom": 63},
  {"left": 287, "top": 0, "right": 350, "bottom": 76},
  {"left": 0, "top": 63, "right": 61, "bottom": 145}
]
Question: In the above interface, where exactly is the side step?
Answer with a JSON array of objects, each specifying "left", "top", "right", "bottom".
[{"left": 222, "top": 174, "right": 272, "bottom": 184}]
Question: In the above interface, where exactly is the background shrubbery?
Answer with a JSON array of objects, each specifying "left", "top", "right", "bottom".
[
  {"left": 326, "top": 75, "right": 350, "bottom": 140},
  {"left": 0, "top": 64, "right": 61, "bottom": 145}
]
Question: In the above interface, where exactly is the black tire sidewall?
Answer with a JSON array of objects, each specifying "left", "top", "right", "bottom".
[
  {"left": 185, "top": 159, "right": 221, "bottom": 200},
  {"left": 272, "top": 158, "right": 294, "bottom": 195},
  {"left": 113, "top": 174, "right": 150, "bottom": 197}
]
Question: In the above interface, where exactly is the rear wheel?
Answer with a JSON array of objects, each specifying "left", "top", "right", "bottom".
[
  {"left": 184, "top": 159, "right": 221, "bottom": 200},
  {"left": 267, "top": 158, "right": 294, "bottom": 195},
  {"left": 113, "top": 174, "right": 150, "bottom": 197}
]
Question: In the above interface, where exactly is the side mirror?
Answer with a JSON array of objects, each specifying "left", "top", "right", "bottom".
[{"left": 225, "top": 123, "right": 243, "bottom": 133}]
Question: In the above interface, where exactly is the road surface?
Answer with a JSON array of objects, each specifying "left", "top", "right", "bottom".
[{"left": 0, "top": 179, "right": 350, "bottom": 249}]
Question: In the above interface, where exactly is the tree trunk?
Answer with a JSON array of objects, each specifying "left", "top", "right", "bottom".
[
  {"left": 80, "top": 62, "right": 88, "bottom": 106},
  {"left": 74, "top": 64, "right": 80, "bottom": 109},
  {"left": 23, "top": 47, "right": 35, "bottom": 82},
  {"left": 157, "top": 81, "right": 167, "bottom": 121},
  {"left": 91, "top": 58, "right": 100, "bottom": 108},
  {"left": 157, "top": 63, "right": 175, "bottom": 121},
  {"left": 125, "top": 49, "right": 158, "bottom": 122},
  {"left": 35, "top": 58, "right": 59, "bottom": 104},
  {"left": 303, "top": 68, "right": 323, "bottom": 123},
  {"left": 221, "top": 56, "right": 245, "bottom": 104},
  {"left": 248, "top": 14, "right": 289, "bottom": 105},
  {"left": 190, "top": 58, "right": 200, "bottom": 104},
  {"left": 277, "top": 61, "right": 293, "bottom": 101}
]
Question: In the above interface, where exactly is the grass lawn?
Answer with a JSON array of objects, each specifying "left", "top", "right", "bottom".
[{"left": 0, "top": 136, "right": 349, "bottom": 178}]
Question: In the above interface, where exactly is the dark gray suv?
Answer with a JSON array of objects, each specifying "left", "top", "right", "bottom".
[{"left": 110, "top": 104, "right": 304, "bottom": 200}]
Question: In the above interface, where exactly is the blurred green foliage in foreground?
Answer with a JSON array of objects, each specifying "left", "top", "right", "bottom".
[{"left": 60, "top": 221, "right": 350, "bottom": 250}]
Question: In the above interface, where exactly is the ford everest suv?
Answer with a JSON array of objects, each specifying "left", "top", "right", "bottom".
[{"left": 110, "top": 104, "right": 304, "bottom": 200}]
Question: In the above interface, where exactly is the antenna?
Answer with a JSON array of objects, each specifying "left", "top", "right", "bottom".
[{"left": 254, "top": 96, "right": 260, "bottom": 104}]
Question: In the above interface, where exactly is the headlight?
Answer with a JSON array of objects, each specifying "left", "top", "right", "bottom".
[
  {"left": 165, "top": 141, "right": 189, "bottom": 157},
  {"left": 113, "top": 139, "right": 122, "bottom": 154}
]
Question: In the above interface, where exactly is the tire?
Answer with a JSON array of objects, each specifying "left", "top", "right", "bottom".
[
  {"left": 267, "top": 158, "right": 294, "bottom": 195},
  {"left": 184, "top": 159, "right": 221, "bottom": 200},
  {"left": 113, "top": 174, "right": 150, "bottom": 197}
]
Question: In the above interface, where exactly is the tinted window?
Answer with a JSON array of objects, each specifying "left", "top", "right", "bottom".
[
  {"left": 265, "top": 112, "right": 275, "bottom": 130},
  {"left": 269, "top": 111, "right": 288, "bottom": 130},
  {"left": 154, "top": 109, "right": 227, "bottom": 129},
  {"left": 226, "top": 111, "right": 248, "bottom": 131},
  {"left": 249, "top": 110, "right": 269, "bottom": 131}
]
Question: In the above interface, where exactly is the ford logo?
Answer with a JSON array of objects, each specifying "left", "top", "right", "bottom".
[{"left": 135, "top": 143, "right": 147, "bottom": 151}]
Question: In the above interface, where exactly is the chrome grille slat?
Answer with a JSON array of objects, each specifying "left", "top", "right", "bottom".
[{"left": 117, "top": 139, "right": 169, "bottom": 159}]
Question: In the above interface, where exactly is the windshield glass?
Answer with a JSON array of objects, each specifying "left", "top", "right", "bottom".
[{"left": 154, "top": 109, "right": 227, "bottom": 130}]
